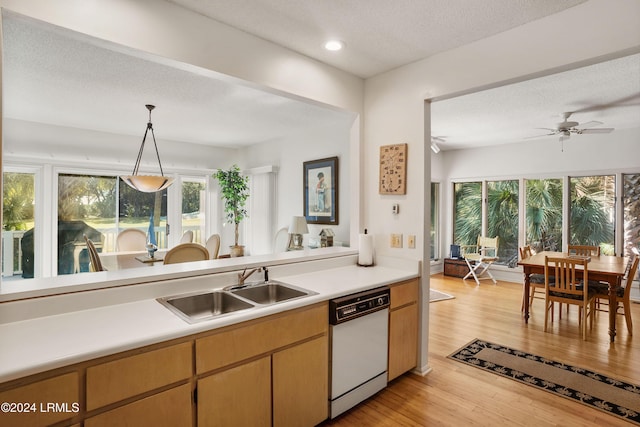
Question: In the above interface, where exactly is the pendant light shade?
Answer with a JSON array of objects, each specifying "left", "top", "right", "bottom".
[{"left": 121, "top": 104, "right": 175, "bottom": 192}]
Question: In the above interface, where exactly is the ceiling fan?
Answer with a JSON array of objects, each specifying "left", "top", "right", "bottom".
[{"left": 529, "top": 112, "right": 614, "bottom": 143}]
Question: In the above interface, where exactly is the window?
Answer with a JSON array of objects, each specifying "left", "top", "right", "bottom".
[
  {"left": 570, "top": 175, "right": 615, "bottom": 255},
  {"left": 525, "top": 178, "right": 563, "bottom": 252},
  {"left": 430, "top": 182, "right": 439, "bottom": 260},
  {"left": 487, "top": 180, "right": 518, "bottom": 266},
  {"left": 623, "top": 173, "right": 640, "bottom": 256},
  {"left": 2, "top": 171, "right": 35, "bottom": 278},
  {"left": 181, "top": 179, "right": 206, "bottom": 244},
  {"left": 453, "top": 181, "right": 481, "bottom": 246},
  {"left": 119, "top": 179, "right": 168, "bottom": 249},
  {"left": 57, "top": 173, "right": 168, "bottom": 275}
]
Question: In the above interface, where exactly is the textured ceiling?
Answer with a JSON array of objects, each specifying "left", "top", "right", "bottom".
[
  {"left": 167, "top": 0, "right": 587, "bottom": 78},
  {"left": 2, "top": 3, "right": 639, "bottom": 153},
  {"left": 2, "top": 13, "right": 355, "bottom": 149},
  {"left": 432, "top": 53, "right": 640, "bottom": 150}
]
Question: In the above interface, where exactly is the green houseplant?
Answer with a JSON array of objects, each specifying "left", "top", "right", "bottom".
[{"left": 214, "top": 164, "right": 249, "bottom": 257}]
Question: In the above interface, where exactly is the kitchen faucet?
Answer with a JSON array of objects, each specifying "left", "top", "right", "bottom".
[{"left": 237, "top": 266, "right": 268, "bottom": 286}]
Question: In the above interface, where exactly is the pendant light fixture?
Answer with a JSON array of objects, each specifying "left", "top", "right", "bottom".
[{"left": 121, "top": 104, "right": 175, "bottom": 192}]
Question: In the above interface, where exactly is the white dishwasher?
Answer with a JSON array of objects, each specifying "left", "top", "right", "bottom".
[{"left": 329, "top": 286, "right": 390, "bottom": 418}]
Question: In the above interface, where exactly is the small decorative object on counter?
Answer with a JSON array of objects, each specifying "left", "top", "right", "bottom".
[
  {"left": 358, "top": 229, "right": 374, "bottom": 267},
  {"left": 319, "top": 228, "right": 335, "bottom": 247},
  {"left": 146, "top": 242, "right": 158, "bottom": 259}
]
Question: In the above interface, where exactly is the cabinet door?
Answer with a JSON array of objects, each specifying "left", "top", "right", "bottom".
[
  {"left": 197, "top": 356, "right": 271, "bottom": 427},
  {"left": 0, "top": 372, "right": 79, "bottom": 427},
  {"left": 273, "top": 336, "right": 328, "bottom": 427},
  {"left": 84, "top": 383, "right": 192, "bottom": 427},
  {"left": 388, "top": 303, "right": 418, "bottom": 381}
]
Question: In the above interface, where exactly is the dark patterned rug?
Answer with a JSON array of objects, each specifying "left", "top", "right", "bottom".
[{"left": 448, "top": 338, "right": 640, "bottom": 425}]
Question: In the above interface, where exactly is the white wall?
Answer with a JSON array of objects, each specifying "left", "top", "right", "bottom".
[
  {"left": 365, "top": 0, "right": 640, "bottom": 375},
  {"left": 241, "top": 117, "right": 354, "bottom": 246},
  {"left": 442, "top": 128, "right": 640, "bottom": 180}
]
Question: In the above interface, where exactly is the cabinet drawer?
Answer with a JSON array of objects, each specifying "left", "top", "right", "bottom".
[
  {"left": 390, "top": 279, "right": 419, "bottom": 309},
  {"left": 0, "top": 372, "right": 79, "bottom": 427},
  {"left": 85, "top": 383, "right": 192, "bottom": 427},
  {"left": 86, "top": 342, "right": 192, "bottom": 410},
  {"left": 196, "top": 303, "right": 327, "bottom": 374}
]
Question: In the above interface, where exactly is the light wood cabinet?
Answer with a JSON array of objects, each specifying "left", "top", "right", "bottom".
[
  {"left": 0, "top": 372, "right": 79, "bottom": 427},
  {"left": 84, "top": 383, "right": 192, "bottom": 427},
  {"left": 86, "top": 341, "right": 192, "bottom": 410},
  {"left": 388, "top": 279, "right": 419, "bottom": 381},
  {"left": 196, "top": 302, "right": 329, "bottom": 427},
  {"left": 195, "top": 303, "right": 327, "bottom": 374},
  {"left": 272, "top": 336, "right": 328, "bottom": 427},
  {"left": 197, "top": 356, "right": 271, "bottom": 427}
]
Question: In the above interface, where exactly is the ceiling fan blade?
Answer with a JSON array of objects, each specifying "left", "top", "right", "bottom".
[
  {"left": 524, "top": 131, "right": 556, "bottom": 139},
  {"left": 580, "top": 127, "right": 614, "bottom": 134},
  {"left": 572, "top": 93, "right": 640, "bottom": 113},
  {"left": 576, "top": 120, "right": 603, "bottom": 129}
]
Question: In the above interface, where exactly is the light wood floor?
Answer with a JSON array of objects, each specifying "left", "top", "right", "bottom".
[{"left": 322, "top": 273, "right": 640, "bottom": 426}]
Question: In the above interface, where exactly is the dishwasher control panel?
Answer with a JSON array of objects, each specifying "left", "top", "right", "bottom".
[{"left": 329, "top": 286, "right": 390, "bottom": 324}]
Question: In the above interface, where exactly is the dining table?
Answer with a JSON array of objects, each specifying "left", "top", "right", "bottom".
[
  {"left": 99, "top": 249, "right": 168, "bottom": 271},
  {"left": 518, "top": 250, "right": 627, "bottom": 343}
]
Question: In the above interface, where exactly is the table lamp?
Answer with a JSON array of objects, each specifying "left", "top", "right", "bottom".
[{"left": 288, "top": 216, "right": 309, "bottom": 250}]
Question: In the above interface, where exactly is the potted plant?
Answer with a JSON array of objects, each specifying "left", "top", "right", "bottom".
[{"left": 214, "top": 164, "right": 249, "bottom": 257}]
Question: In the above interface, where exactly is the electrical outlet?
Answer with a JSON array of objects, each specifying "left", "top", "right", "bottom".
[
  {"left": 408, "top": 235, "right": 416, "bottom": 249},
  {"left": 391, "top": 233, "right": 403, "bottom": 248}
]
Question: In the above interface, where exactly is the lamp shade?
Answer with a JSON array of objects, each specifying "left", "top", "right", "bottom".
[
  {"left": 289, "top": 216, "right": 309, "bottom": 234},
  {"left": 121, "top": 175, "right": 174, "bottom": 193},
  {"left": 121, "top": 104, "right": 174, "bottom": 193}
]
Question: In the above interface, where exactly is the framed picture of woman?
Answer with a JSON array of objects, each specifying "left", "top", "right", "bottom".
[{"left": 303, "top": 156, "right": 338, "bottom": 225}]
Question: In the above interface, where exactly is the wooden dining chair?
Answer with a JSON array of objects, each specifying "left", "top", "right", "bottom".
[
  {"left": 544, "top": 256, "right": 595, "bottom": 340},
  {"left": 163, "top": 243, "right": 209, "bottom": 265},
  {"left": 83, "top": 234, "right": 106, "bottom": 272},
  {"left": 116, "top": 228, "right": 147, "bottom": 251},
  {"left": 567, "top": 244, "right": 600, "bottom": 257},
  {"left": 205, "top": 234, "right": 221, "bottom": 259},
  {"left": 461, "top": 236, "right": 499, "bottom": 285},
  {"left": 593, "top": 248, "right": 639, "bottom": 335},
  {"left": 519, "top": 245, "right": 545, "bottom": 311}
]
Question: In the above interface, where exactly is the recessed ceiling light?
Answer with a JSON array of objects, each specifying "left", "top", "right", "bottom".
[{"left": 324, "top": 40, "right": 344, "bottom": 51}]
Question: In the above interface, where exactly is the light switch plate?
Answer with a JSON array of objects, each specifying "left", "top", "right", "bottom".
[
  {"left": 391, "top": 234, "right": 403, "bottom": 248},
  {"left": 408, "top": 235, "right": 416, "bottom": 249}
]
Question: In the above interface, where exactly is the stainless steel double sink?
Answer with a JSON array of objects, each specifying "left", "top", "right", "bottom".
[{"left": 157, "top": 280, "right": 316, "bottom": 324}]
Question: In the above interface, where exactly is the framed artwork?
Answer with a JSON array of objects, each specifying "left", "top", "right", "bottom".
[
  {"left": 303, "top": 156, "right": 338, "bottom": 225},
  {"left": 379, "top": 143, "right": 407, "bottom": 195}
]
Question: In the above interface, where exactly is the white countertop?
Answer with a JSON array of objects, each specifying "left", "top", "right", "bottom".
[{"left": 0, "top": 261, "right": 419, "bottom": 383}]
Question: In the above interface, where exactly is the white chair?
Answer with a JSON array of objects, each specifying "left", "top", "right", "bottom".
[
  {"left": 205, "top": 234, "right": 221, "bottom": 259},
  {"left": 116, "top": 228, "right": 147, "bottom": 251},
  {"left": 461, "top": 236, "right": 499, "bottom": 285},
  {"left": 273, "top": 227, "right": 290, "bottom": 253},
  {"left": 163, "top": 243, "right": 209, "bottom": 265},
  {"left": 180, "top": 230, "right": 194, "bottom": 243}
]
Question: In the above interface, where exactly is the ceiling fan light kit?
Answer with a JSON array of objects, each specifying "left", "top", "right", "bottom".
[{"left": 121, "top": 104, "right": 175, "bottom": 193}]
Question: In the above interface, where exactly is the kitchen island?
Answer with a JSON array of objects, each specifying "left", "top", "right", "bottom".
[{"left": 0, "top": 248, "right": 420, "bottom": 426}]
